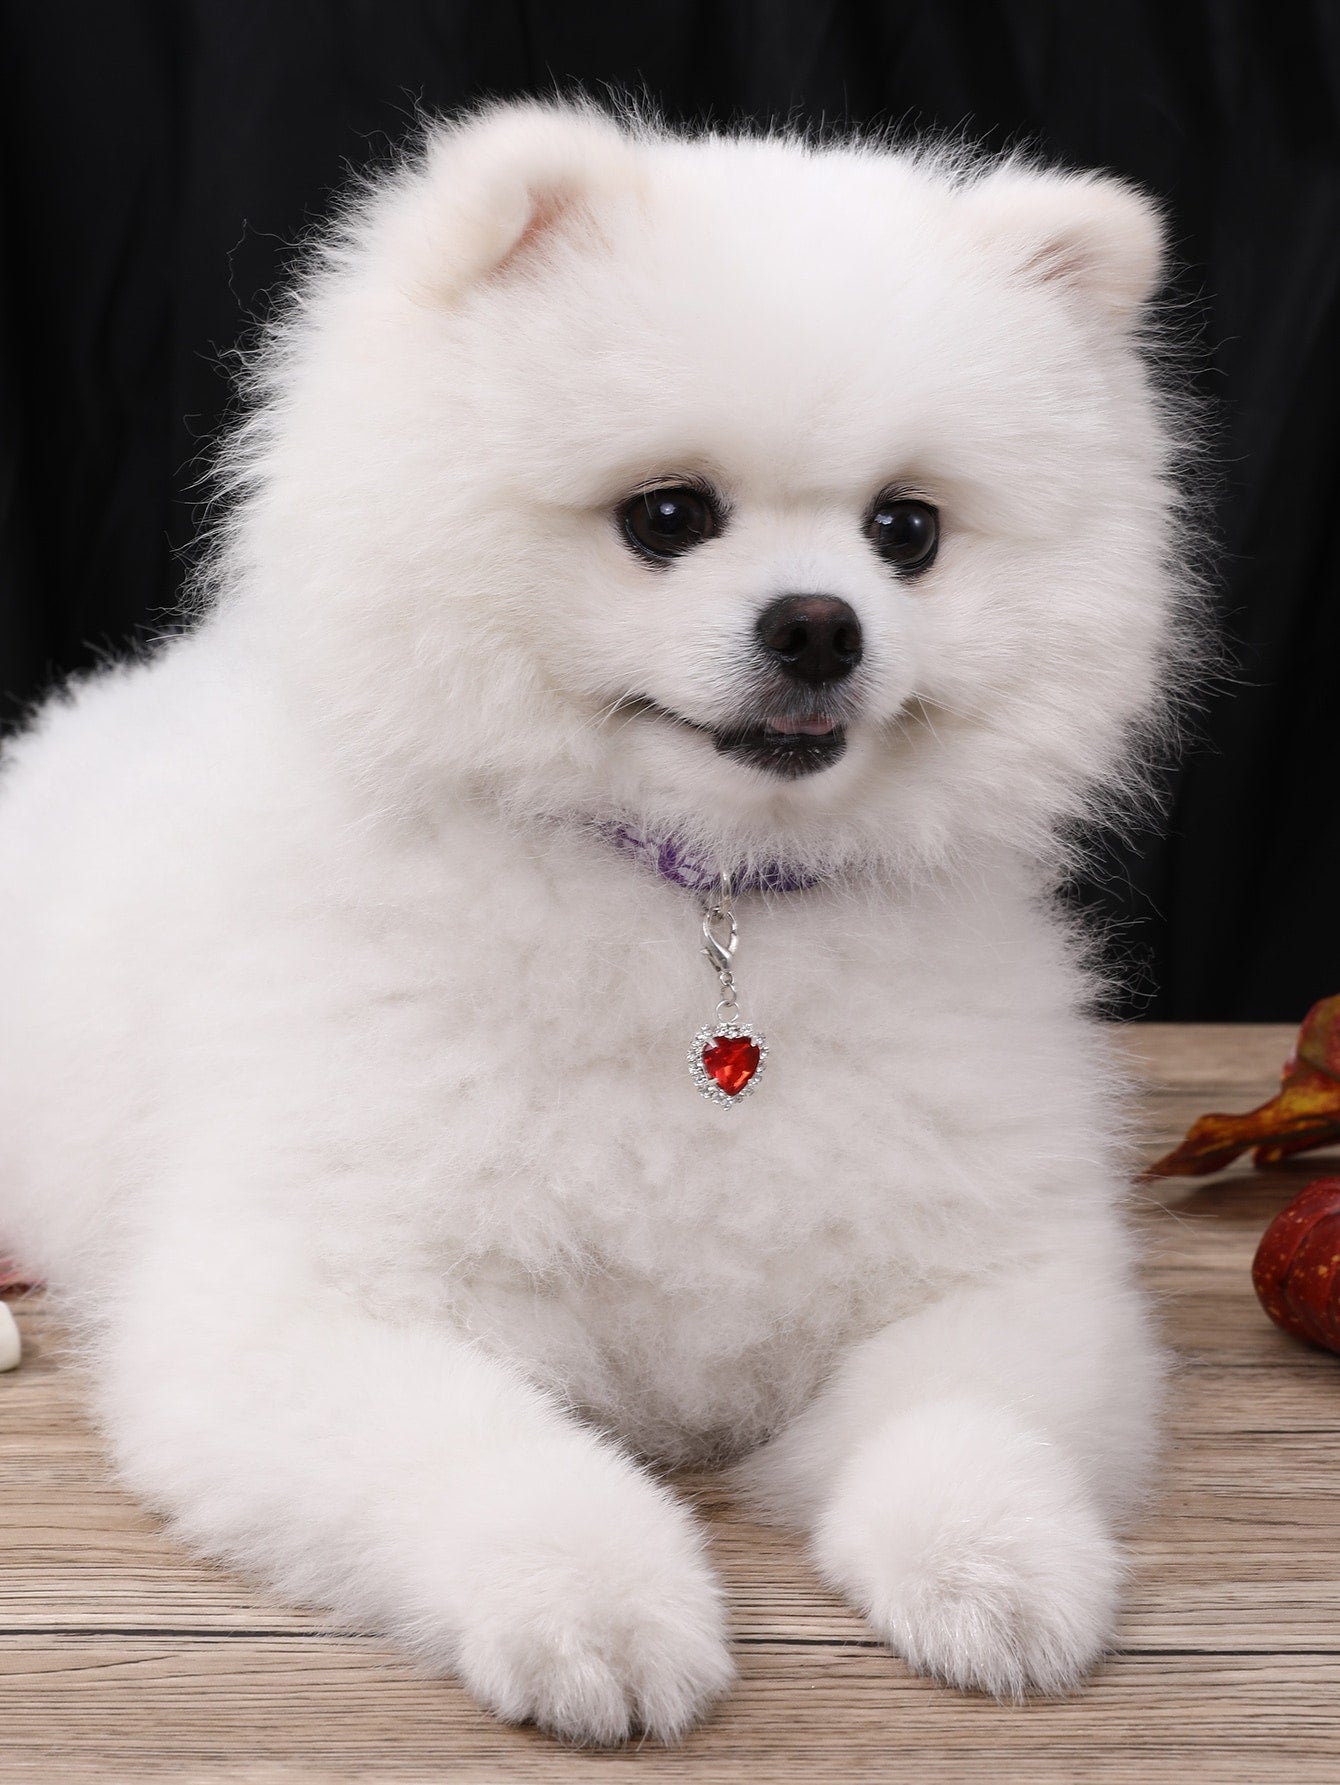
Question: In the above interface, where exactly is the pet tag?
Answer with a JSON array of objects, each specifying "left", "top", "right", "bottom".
[{"left": 688, "top": 873, "right": 768, "bottom": 1107}]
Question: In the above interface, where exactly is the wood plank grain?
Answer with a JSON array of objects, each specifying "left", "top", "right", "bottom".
[
  {"left": 0, "top": 1640, "right": 1334, "bottom": 1783},
  {"left": 1, "top": 1022, "right": 1336, "bottom": 1780}
]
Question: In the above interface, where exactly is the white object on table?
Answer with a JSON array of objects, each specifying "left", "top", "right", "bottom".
[{"left": 0, "top": 1302, "right": 20, "bottom": 1371}]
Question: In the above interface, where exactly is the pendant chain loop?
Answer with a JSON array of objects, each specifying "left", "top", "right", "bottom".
[
  {"left": 702, "top": 872, "right": 741, "bottom": 1020},
  {"left": 688, "top": 871, "right": 769, "bottom": 1104}
]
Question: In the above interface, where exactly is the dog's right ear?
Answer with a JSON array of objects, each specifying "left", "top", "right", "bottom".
[{"left": 399, "top": 103, "right": 640, "bottom": 301}]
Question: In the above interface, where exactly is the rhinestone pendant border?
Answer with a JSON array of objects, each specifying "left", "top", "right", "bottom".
[{"left": 688, "top": 1021, "right": 768, "bottom": 1108}]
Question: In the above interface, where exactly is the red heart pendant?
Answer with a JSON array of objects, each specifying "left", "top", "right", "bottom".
[
  {"left": 703, "top": 1033, "right": 760, "bottom": 1094},
  {"left": 689, "top": 1023, "right": 767, "bottom": 1105}
]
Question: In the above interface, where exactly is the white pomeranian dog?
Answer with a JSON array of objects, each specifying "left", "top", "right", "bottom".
[{"left": 0, "top": 101, "right": 1190, "bottom": 1743}]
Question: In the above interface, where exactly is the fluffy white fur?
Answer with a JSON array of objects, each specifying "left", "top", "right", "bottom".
[{"left": 0, "top": 102, "right": 1186, "bottom": 1742}]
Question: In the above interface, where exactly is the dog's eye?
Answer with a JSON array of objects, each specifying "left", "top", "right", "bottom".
[
  {"left": 619, "top": 486, "right": 718, "bottom": 564},
  {"left": 866, "top": 496, "right": 939, "bottom": 574}
]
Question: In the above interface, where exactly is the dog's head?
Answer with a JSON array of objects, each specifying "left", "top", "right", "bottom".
[{"left": 224, "top": 102, "right": 1189, "bottom": 880}]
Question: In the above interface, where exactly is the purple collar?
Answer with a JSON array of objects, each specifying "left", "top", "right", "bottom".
[{"left": 600, "top": 822, "right": 821, "bottom": 895}]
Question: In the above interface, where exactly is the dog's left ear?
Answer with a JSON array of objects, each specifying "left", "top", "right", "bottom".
[
  {"left": 403, "top": 102, "right": 641, "bottom": 301},
  {"left": 963, "top": 165, "right": 1166, "bottom": 327}
]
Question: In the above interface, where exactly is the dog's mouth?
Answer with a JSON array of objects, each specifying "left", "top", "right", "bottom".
[
  {"left": 622, "top": 699, "right": 849, "bottom": 780},
  {"left": 714, "top": 710, "right": 849, "bottom": 779}
]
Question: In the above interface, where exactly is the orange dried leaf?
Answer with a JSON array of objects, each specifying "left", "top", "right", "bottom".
[
  {"left": 0, "top": 1257, "right": 39, "bottom": 1295},
  {"left": 1146, "top": 995, "right": 1340, "bottom": 1178}
]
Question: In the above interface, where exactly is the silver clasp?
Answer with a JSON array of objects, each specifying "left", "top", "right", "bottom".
[{"left": 701, "top": 872, "right": 738, "bottom": 974}]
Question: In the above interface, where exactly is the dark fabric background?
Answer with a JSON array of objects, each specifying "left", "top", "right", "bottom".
[{"left": 1, "top": 1, "right": 1337, "bottom": 1018}]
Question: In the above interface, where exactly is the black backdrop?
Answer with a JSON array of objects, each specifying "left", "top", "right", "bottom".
[{"left": 2, "top": 1, "right": 1338, "bottom": 1019}]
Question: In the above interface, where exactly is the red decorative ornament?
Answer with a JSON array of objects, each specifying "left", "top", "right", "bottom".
[
  {"left": 1252, "top": 1177, "right": 1340, "bottom": 1355},
  {"left": 702, "top": 1034, "right": 761, "bottom": 1097}
]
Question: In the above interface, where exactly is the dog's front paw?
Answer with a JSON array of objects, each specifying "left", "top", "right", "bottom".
[
  {"left": 449, "top": 1465, "right": 732, "bottom": 1744},
  {"left": 814, "top": 1399, "right": 1122, "bottom": 1698}
]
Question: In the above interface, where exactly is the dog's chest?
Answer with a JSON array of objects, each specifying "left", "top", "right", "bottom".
[
  {"left": 332, "top": 849, "right": 1066, "bottom": 1458},
  {"left": 402, "top": 1005, "right": 983, "bottom": 1461},
  {"left": 433, "top": 1162, "right": 926, "bottom": 1462}
]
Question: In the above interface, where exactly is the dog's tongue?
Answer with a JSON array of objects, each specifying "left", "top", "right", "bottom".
[{"left": 764, "top": 714, "right": 837, "bottom": 737}]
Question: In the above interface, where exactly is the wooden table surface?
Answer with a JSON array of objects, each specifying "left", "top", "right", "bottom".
[{"left": 2, "top": 1025, "right": 1336, "bottom": 1783}]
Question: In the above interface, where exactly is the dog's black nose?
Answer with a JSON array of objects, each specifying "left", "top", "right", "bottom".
[{"left": 756, "top": 595, "right": 863, "bottom": 684}]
